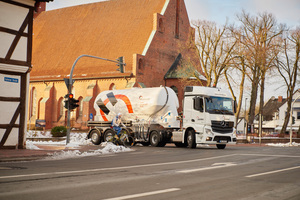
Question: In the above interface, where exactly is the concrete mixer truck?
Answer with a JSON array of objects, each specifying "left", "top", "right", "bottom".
[{"left": 87, "top": 86, "right": 237, "bottom": 149}]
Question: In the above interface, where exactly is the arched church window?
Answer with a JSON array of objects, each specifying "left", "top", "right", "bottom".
[{"left": 109, "top": 83, "right": 116, "bottom": 90}]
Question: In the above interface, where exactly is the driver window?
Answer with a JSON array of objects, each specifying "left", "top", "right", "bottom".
[{"left": 193, "top": 97, "right": 203, "bottom": 112}]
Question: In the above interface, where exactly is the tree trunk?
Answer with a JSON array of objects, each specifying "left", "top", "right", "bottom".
[
  {"left": 259, "top": 73, "right": 265, "bottom": 116},
  {"left": 280, "top": 97, "right": 292, "bottom": 137},
  {"left": 248, "top": 77, "right": 259, "bottom": 125}
]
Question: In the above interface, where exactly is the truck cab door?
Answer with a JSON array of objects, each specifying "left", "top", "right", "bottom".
[
  {"left": 183, "top": 96, "right": 204, "bottom": 127},
  {"left": 192, "top": 97, "right": 204, "bottom": 124}
]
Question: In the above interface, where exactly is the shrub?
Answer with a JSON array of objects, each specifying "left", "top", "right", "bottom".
[{"left": 51, "top": 126, "right": 67, "bottom": 137}]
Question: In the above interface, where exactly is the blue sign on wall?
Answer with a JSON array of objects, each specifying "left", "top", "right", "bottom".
[{"left": 4, "top": 77, "right": 19, "bottom": 83}]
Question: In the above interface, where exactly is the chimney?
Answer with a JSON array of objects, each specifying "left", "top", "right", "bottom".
[
  {"left": 34, "top": 2, "right": 46, "bottom": 19},
  {"left": 278, "top": 96, "right": 283, "bottom": 103}
]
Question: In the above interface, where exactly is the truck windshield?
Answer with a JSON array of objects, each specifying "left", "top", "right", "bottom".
[{"left": 205, "top": 96, "right": 234, "bottom": 115}]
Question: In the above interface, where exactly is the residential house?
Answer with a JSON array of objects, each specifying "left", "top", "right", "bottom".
[{"left": 254, "top": 90, "right": 300, "bottom": 136}]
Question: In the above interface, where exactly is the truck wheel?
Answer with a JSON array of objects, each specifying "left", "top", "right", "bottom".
[
  {"left": 187, "top": 130, "right": 196, "bottom": 148},
  {"left": 216, "top": 144, "right": 226, "bottom": 149},
  {"left": 150, "top": 131, "right": 161, "bottom": 147},
  {"left": 104, "top": 129, "right": 115, "bottom": 142},
  {"left": 90, "top": 130, "right": 101, "bottom": 145}
]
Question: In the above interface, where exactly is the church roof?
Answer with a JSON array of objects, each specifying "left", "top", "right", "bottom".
[
  {"left": 164, "top": 53, "right": 205, "bottom": 80},
  {"left": 31, "top": 0, "right": 167, "bottom": 81}
]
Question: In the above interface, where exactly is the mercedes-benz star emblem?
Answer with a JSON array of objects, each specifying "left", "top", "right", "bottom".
[{"left": 220, "top": 120, "right": 227, "bottom": 127}]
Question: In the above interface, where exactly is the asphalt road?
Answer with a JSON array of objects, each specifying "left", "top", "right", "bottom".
[{"left": 0, "top": 144, "right": 300, "bottom": 200}]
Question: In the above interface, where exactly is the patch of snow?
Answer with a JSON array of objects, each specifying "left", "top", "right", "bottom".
[
  {"left": 26, "top": 131, "right": 92, "bottom": 146},
  {"left": 26, "top": 141, "right": 40, "bottom": 150},
  {"left": 266, "top": 142, "right": 300, "bottom": 147},
  {"left": 27, "top": 130, "right": 52, "bottom": 138},
  {"left": 69, "top": 132, "right": 92, "bottom": 145},
  {"left": 45, "top": 142, "right": 132, "bottom": 160}
]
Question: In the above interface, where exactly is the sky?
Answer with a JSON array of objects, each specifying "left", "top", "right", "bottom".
[
  {"left": 46, "top": 0, "right": 300, "bottom": 27},
  {"left": 45, "top": 0, "right": 300, "bottom": 102}
]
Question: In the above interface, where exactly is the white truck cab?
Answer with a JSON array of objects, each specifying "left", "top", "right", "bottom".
[{"left": 181, "top": 86, "right": 236, "bottom": 148}]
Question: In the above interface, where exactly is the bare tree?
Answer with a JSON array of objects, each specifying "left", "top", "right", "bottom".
[
  {"left": 224, "top": 49, "right": 247, "bottom": 122},
  {"left": 192, "top": 20, "right": 236, "bottom": 87},
  {"left": 235, "top": 11, "right": 284, "bottom": 125},
  {"left": 275, "top": 27, "right": 300, "bottom": 136}
]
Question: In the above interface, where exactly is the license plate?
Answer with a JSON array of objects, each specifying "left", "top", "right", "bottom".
[{"left": 219, "top": 140, "right": 228, "bottom": 143}]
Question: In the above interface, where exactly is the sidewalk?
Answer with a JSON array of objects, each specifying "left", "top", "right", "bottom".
[{"left": 0, "top": 144, "right": 102, "bottom": 162}]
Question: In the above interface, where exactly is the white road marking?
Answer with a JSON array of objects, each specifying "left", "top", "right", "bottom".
[
  {"left": 128, "top": 152, "right": 144, "bottom": 155},
  {"left": 246, "top": 166, "right": 300, "bottom": 178},
  {"left": 0, "top": 154, "right": 236, "bottom": 179},
  {"left": 1, "top": 153, "right": 298, "bottom": 180},
  {"left": 178, "top": 162, "right": 237, "bottom": 173},
  {"left": 238, "top": 153, "right": 300, "bottom": 158},
  {"left": 0, "top": 167, "right": 12, "bottom": 170},
  {"left": 103, "top": 188, "right": 180, "bottom": 200}
]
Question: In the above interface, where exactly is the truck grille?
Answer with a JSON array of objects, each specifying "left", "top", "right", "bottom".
[{"left": 211, "top": 120, "right": 234, "bottom": 134}]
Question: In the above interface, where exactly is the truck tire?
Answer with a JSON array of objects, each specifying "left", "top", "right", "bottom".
[
  {"left": 90, "top": 129, "right": 101, "bottom": 145},
  {"left": 104, "top": 129, "right": 115, "bottom": 142},
  {"left": 216, "top": 144, "right": 226, "bottom": 149},
  {"left": 186, "top": 130, "right": 196, "bottom": 148},
  {"left": 150, "top": 131, "right": 161, "bottom": 147}
]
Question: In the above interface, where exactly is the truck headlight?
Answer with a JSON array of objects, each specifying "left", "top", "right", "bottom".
[{"left": 205, "top": 128, "right": 213, "bottom": 136}]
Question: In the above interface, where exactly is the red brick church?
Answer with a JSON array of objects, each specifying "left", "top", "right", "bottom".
[{"left": 29, "top": 0, "right": 205, "bottom": 130}]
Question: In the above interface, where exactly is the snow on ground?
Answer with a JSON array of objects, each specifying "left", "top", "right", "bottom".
[
  {"left": 26, "top": 130, "right": 92, "bottom": 148},
  {"left": 26, "top": 141, "right": 41, "bottom": 150},
  {"left": 45, "top": 142, "right": 132, "bottom": 160},
  {"left": 266, "top": 142, "right": 300, "bottom": 147},
  {"left": 26, "top": 131, "right": 132, "bottom": 160}
]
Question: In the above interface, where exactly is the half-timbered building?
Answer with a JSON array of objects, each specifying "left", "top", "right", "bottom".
[{"left": 0, "top": 0, "right": 52, "bottom": 149}]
